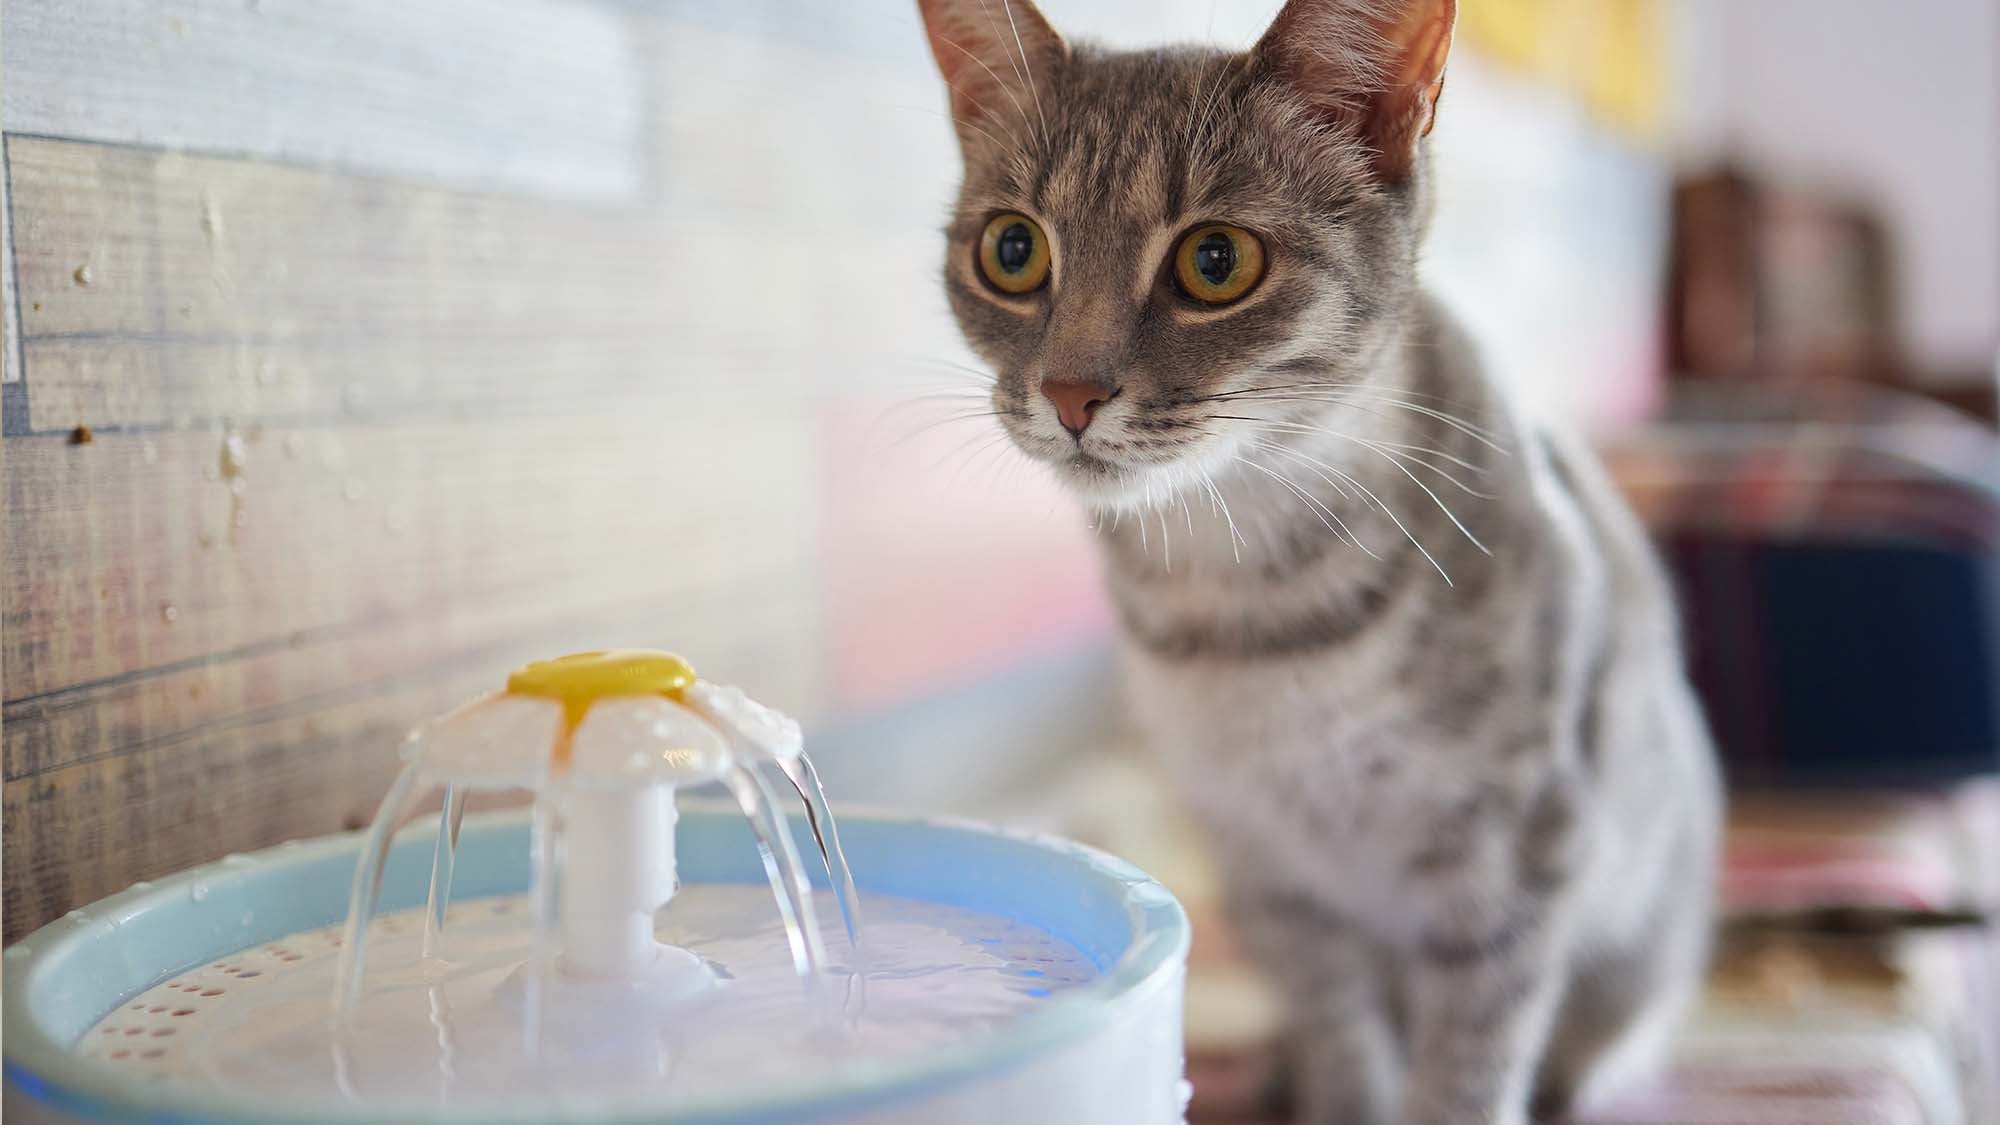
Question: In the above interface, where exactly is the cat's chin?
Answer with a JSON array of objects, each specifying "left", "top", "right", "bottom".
[
  {"left": 1050, "top": 452, "right": 1176, "bottom": 510},
  {"left": 1044, "top": 440, "right": 1237, "bottom": 513},
  {"left": 1047, "top": 451, "right": 1142, "bottom": 505}
]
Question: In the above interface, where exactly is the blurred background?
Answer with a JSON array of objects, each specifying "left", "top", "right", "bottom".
[{"left": 3, "top": 0, "right": 1996, "bottom": 1120}]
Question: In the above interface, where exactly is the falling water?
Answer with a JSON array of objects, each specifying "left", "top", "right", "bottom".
[
  {"left": 422, "top": 786, "right": 467, "bottom": 961},
  {"left": 780, "top": 752, "right": 865, "bottom": 959},
  {"left": 723, "top": 765, "right": 829, "bottom": 1011},
  {"left": 332, "top": 764, "right": 425, "bottom": 1023},
  {"left": 522, "top": 795, "right": 560, "bottom": 1061}
]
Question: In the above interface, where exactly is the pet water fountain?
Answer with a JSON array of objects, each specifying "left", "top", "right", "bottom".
[{"left": 4, "top": 651, "right": 1190, "bottom": 1123}]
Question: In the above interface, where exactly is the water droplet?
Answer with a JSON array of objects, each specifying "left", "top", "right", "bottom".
[
  {"left": 229, "top": 477, "right": 248, "bottom": 497},
  {"left": 160, "top": 603, "right": 179, "bottom": 624},
  {"left": 220, "top": 431, "right": 249, "bottom": 478},
  {"left": 202, "top": 197, "right": 224, "bottom": 240},
  {"left": 141, "top": 441, "right": 159, "bottom": 464},
  {"left": 72, "top": 264, "right": 93, "bottom": 286},
  {"left": 342, "top": 477, "right": 366, "bottom": 502},
  {"left": 66, "top": 910, "right": 90, "bottom": 924},
  {"left": 190, "top": 884, "right": 210, "bottom": 903}
]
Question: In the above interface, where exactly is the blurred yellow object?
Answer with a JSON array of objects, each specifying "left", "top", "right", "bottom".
[
  {"left": 1457, "top": 0, "right": 1665, "bottom": 136},
  {"left": 505, "top": 649, "right": 697, "bottom": 733}
]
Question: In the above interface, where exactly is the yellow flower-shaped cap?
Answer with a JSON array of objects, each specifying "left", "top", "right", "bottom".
[{"left": 403, "top": 650, "right": 735, "bottom": 788}]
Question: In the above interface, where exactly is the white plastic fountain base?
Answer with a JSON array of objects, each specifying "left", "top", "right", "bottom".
[
  {"left": 5, "top": 809, "right": 1189, "bottom": 1123},
  {"left": 3, "top": 653, "right": 1191, "bottom": 1124}
]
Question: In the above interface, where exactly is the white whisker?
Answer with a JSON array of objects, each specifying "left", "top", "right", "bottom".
[
  {"left": 996, "top": 0, "right": 1051, "bottom": 143},
  {"left": 1352, "top": 440, "right": 1490, "bottom": 555},
  {"left": 1244, "top": 441, "right": 1377, "bottom": 557},
  {"left": 1196, "top": 469, "right": 1244, "bottom": 562},
  {"left": 1363, "top": 443, "right": 1498, "bottom": 499},
  {"left": 936, "top": 430, "right": 1013, "bottom": 480},
  {"left": 1215, "top": 386, "right": 1508, "bottom": 450},
  {"left": 1247, "top": 420, "right": 1497, "bottom": 500},
  {"left": 930, "top": 28, "right": 1037, "bottom": 145},
  {"left": 1251, "top": 441, "right": 1452, "bottom": 585},
  {"left": 895, "top": 408, "right": 1013, "bottom": 449},
  {"left": 1231, "top": 456, "right": 1361, "bottom": 551}
]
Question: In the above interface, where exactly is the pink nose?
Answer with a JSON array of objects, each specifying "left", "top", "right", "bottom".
[{"left": 1041, "top": 380, "right": 1117, "bottom": 436}]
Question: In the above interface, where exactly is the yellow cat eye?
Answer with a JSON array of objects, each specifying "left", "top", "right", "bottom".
[
  {"left": 977, "top": 213, "right": 1052, "bottom": 294},
  {"left": 1173, "top": 224, "right": 1265, "bottom": 305}
]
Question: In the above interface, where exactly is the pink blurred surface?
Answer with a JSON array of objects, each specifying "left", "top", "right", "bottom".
[{"left": 819, "top": 399, "right": 1114, "bottom": 713}]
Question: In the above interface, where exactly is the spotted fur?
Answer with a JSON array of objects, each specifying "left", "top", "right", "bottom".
[{"left": 916, "top": 2, "right": 1722, "bottom": 1121}]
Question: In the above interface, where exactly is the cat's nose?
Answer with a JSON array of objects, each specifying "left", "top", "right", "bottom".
[{"left": 1041, "top": 380, "right": 1119, "bottom": 437}]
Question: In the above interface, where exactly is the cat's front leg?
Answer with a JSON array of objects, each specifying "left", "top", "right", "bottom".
[
  {"left": 1398, "top": 905, "right": 1568, "bottom": 1125},
  {"left": 1231, "top": 893, "right": 1401, "bottom": 1125}
]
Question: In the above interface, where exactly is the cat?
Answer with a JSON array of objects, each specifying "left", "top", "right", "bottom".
[{"left": 912, "top": 1, "right": 1723, "bottom": 1122}]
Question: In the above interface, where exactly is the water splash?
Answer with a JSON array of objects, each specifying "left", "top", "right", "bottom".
[{"left": 426, "top": 983, "right": 459, "bottom": 1100}]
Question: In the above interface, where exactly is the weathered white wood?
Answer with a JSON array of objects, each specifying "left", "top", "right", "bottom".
[
  {"left": 3, "top": 140, "right": 19, "bottom": 385},
  {"left": 1, "top": 0, "right": 644, "bottom": 203}
]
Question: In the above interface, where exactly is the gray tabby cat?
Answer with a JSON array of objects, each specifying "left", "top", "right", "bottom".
[{"left": 914, "top": 0, "right": 1722, "bottom": 1122}]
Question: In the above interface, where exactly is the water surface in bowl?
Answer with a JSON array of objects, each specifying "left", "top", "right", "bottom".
[{"left": 76, "top": 887, "right": 1097, "bottom": 1110}]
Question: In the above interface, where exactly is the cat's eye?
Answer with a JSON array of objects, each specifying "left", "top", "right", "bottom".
[
  {"left": 1172, "top": 224, "right": 1265, "bottom": 306},
  {"left": 977, "top": 213, "right": 1052, "bottom": 295}
]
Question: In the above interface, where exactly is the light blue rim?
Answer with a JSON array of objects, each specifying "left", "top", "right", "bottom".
[{"left": 4, "top": 806, "right": 1189, "bottom": 1123}]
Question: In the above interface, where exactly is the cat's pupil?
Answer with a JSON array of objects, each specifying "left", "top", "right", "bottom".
[
  {"left": 996, "top": 223, "right": 1034, "bottom": 273},
  {"left": 1194, "top": 232, "right": 1235, "bottom": 285}
]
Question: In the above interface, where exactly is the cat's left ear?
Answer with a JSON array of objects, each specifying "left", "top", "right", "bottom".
[
  {"left": 915, "top": 0, "right": 1064, "bottom": 152},
  {"left": 1254, "top": 0, "right": 1456, "bottom": 181}
]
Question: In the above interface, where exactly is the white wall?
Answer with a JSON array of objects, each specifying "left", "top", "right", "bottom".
[{"left": 1675, "top": 0, "right": 2000, "bottom": 383}]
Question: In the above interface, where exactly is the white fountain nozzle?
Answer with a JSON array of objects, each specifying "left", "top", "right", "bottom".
[{"left": 558, "top": 785, "right": 679, "bottom": 979}]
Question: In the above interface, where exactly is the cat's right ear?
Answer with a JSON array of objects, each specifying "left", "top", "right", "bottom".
[
  {"left": 1254, "top": 0, "right": 1456, "bottom": 182},
  {"left": 915, "top": 0, "right": 1063, "bottom": 152}
]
